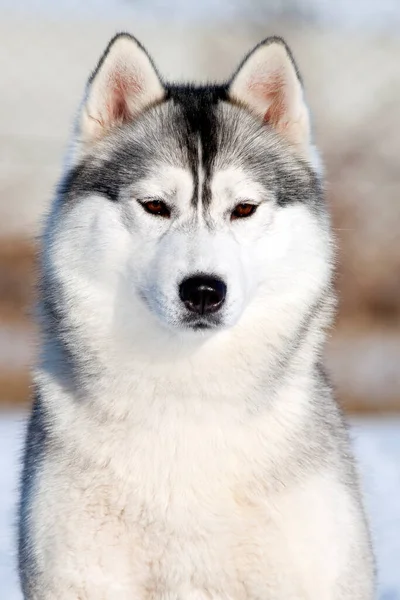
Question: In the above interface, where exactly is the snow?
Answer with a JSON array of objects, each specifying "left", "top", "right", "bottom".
[{"left": 1, "top": 413, "right": 399, "bottom": 598}]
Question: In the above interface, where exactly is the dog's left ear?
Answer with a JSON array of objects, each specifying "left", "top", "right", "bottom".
[{"left": 229, "top": 38, "right": 311, "bottom": 158}]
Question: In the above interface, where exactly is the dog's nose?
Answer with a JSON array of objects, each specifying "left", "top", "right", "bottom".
[{"left": 179, "top": 276, "right": 227, "bottom": 315}]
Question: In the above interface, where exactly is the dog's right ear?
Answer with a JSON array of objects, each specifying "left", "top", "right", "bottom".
[{"left": 78, "top": 33, "right": 164, "bottom": 149}]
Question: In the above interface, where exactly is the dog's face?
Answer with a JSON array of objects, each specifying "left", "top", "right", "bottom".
[{"left": 48, "top": 35, "right": 332, "bottom": 338}]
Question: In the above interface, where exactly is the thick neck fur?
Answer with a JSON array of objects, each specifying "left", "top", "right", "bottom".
[
  {"left": 36, "top": 279, "right": 336, "bottom": 497},
  {"left": 38, "top": 277, "right": 333, "bottom": 425}
]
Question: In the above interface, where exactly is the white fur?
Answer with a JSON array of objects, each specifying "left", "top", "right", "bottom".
[
  {"left": 29, "top": 165, "right": 373, "bottom": 597},
  {"left": 21, "top": 35, "right": 374, "bottom": 600},
  {"left": 30, "top": 368, "right": 373, "bottom": 599}
]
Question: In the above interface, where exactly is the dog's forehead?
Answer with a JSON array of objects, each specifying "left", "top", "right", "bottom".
[
  {"left": 135, "top": 96, "right": 272, "bottom": 172},
  {"left": 116, "top": 96, "right": 280, "bottom": 201},
  {"left": 127, "top": 96, "right": 321, "bottom": 211},
  {"left": 60, "top": 87, "right": 320, "bottom": 211},
  {"left": 121, "top": 98, "right": 278, "bottom": 207}
]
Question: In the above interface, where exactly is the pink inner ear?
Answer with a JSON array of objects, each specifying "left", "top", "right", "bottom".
[
  {"left": 108, "top": 69, "right": 143, "bottom": 124},
  {"left": 248, "top": 70, "right": 286, "bottom": 128}
]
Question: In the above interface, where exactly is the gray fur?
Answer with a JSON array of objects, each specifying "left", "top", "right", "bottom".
[{"left": 18, "top": 33, "right": 375, "bottom": 599}]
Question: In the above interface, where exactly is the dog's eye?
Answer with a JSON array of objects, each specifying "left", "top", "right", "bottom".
[
  {"left": 231, "top": 203, "right": 258, "bottom": 220},
  {"left": 140, "top": 200, "right": 170, "bottom": 218}
]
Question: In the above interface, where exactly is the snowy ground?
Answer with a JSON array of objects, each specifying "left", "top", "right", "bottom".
[{"left": 1, "top": 413, "right": 399, "bottom": 599}]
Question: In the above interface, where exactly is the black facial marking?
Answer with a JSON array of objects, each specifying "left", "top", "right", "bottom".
[
  {"left": 58, "top": 138, "right": 154, "bottom": 206},
  {"left": 59, "top": 81, "right": 323, "bottom": 214},
  {"left": 58, "top": 161, "right": 119, "bottom": 203},
  {"left": 165, "top": 84, "right": 228, "bottom": 207},
  {"left": 274, "top": 159, "right": 323, "bottom": 211}
]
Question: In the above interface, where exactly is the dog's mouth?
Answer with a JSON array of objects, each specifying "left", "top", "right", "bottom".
[
  {"left": 191, "top": 322, "right": 213, "bottom": 331},
  {"left": 181, "top": 315, "right": 222, "bottom": 331}
]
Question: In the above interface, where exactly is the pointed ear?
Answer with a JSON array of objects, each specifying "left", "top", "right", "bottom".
[
  {"left": 229, "top": 37, "right": 311, "bottom": 158},
  {"left": 79, "top": 33, "right": 164, "bottom": 147}
]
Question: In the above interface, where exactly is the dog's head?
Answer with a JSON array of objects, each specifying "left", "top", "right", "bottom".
[{"left": 46, "top": 34, "right": 332, "bottom": 341}]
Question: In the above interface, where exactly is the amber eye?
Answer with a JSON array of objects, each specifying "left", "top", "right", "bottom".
[
  {"left": 140, "top": 199, "right": 170, "bottom": 218},
  {"left": 231, "top": 203, "right": 258, "bottom": 220}
]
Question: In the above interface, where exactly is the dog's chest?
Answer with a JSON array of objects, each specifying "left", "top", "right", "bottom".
[
  {"left": 109, "top": 440, "right": 278, "bottom": 598},
  {"left": 80, "top": 411, "right": 282, "bottom": 592},
  {"left": 45, "top": 386, "right": 338, "bottom": 598},
  {"left": 86, "top": 424, "right": 322, "bottom": 600}
]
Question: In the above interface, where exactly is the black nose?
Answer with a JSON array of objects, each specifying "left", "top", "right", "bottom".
[{"left": 179, "top": 276, "right": 227, "bottom": 315}]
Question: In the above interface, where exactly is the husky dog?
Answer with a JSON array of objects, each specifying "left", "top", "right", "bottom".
[{"left": 18, "top": 33, "right": 374, "bottom": 599}]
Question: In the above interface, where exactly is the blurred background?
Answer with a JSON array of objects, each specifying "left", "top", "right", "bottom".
[{"left": 0, "top": 1, "right": 399, "bottom": 598}]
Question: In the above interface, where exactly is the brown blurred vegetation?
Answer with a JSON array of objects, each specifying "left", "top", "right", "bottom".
[
  {"left": 0, "top": 240, "right": 36, "bottom": 323},
  {"left": 0, "top": 240, "right": 36, "bottom": 404}
]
